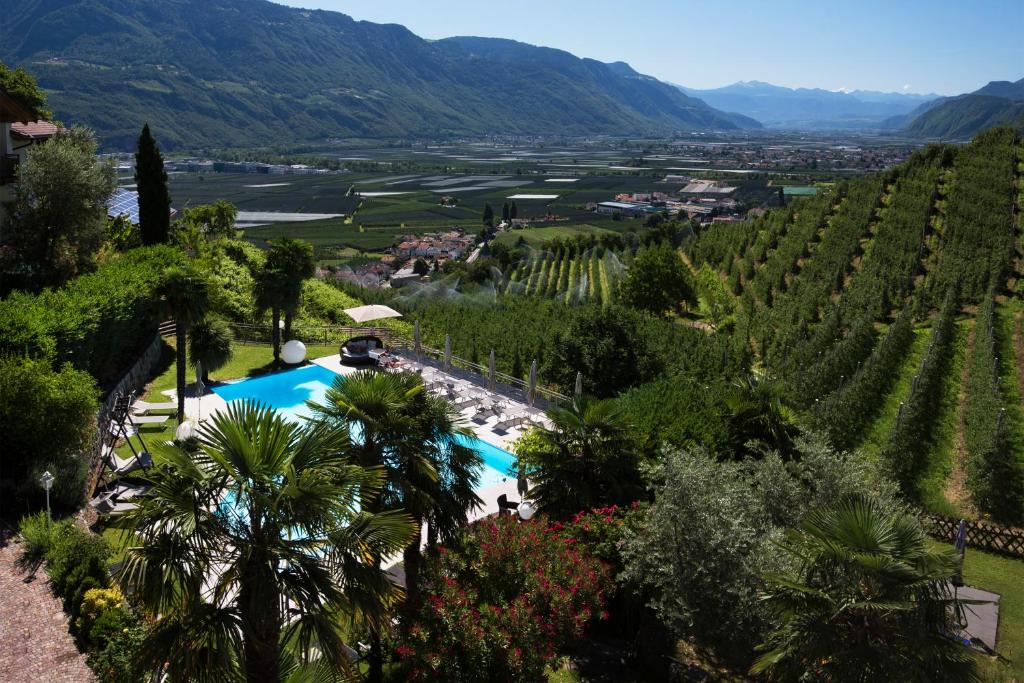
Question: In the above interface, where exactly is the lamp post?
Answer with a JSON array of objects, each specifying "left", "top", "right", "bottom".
[{"left": 40, "top": 470, "right": 54, "bottom": 521}]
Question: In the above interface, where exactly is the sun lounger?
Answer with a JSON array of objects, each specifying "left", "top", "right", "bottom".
[
  {"left": 493, "top": 412, "right": 527, "bottom": 432},
  {"left": 106, "top": 449, "right": 152, "bottom": 476},
  {"left": 128, "top": 413, "right": 170, "bottom": 426},
  {"left": 131, "top": 399, "right": 176, "bottom": 414},
  {"left": 92, "top": 494, "right": 138, "bottom": 515}
]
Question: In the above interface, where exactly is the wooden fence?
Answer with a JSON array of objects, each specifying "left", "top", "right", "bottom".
[{"left": 922, "top": 514, "right": 1024, "bottom": 558}]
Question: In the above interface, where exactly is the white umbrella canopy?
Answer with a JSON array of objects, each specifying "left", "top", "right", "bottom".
[
  {"left": 528, "top": 359, "right": 538, "bottom": 406},
  {"left": 343, "top": 304, "right": 403, "bottom": 324}
]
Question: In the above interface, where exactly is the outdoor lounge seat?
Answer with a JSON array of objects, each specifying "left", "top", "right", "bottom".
[
  {"left": 128, "top": 413, "right": 170, "bottom": 426},
  {"left": 340, "top": 335, "right": 384, "bottom": 365},
  {"left": 497, "top": 493, "right": 519, "bottom": 516},
  {"left": 493, "top": 412, "right": 527, "bottom": 432},
  {"left": 130, "top": 399, "right": 176, "bottom": 414},
  {"left": 106, "top": 449, "right": 152, "bottom": 476}
]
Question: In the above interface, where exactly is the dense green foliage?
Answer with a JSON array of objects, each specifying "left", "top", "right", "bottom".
[
  {"left": 621, "top": 440, "right": 895, "bottom": 663},
  {"left": 753, "top": 496, "right": 976, "bottom": 681},
  {"left": 965, "top": 291, "right": 1024, "bottom": 524},
  {"left": 880, "top": 293, "right": 957, "bottom": 497},
  {"left": 0, "top": 357, "right": 98, "bottom": 512},
  {"left": 0, "top": 127, "right": 117, "bottom": 291},
  {"left": 0, "top": 245, "right": 182, "bottom": 386},
  {"left": 513, "top": 397, "right": 643, "bottom": 518},
  {"left": 923, "top": 128, "right": 1019, "bottom": 308},
  {"left": 0, "top": 59, "right": 50, "bottom": 118},
  {"left": 135, "top": 124, "right": 171, "bottom": 246},
  {"left": 2, "top": 0, "right": 756, "bottom": 149},
  {"left": 617, "top": 242, "right": 693, "bottom": 315}
]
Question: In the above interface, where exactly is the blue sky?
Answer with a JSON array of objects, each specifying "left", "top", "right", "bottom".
[{"left": 276, "top": 0, "right": 1022, "bottom": 95}]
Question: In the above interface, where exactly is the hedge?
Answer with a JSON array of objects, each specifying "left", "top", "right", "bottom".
[{"left": 0, "top": 246, "right": 182, "bottom": 387}]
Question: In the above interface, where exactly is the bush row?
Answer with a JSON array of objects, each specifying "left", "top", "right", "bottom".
[
  {"left": 964, "top": 291, "right": 1024, "bottom": 524},
  {"left": 811, "top": 309, "right": 915, "bottom": 450},
  {"left": 0, "top": 246, "right": 182, "bottom": 387},
  {"left": 880, "top": 292, "right": 957, "bottom": 496}
]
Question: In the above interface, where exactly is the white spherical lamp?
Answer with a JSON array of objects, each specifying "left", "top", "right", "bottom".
[
  {"left": 517, "top": 501, "right": 537, "bottom": 521},
  {"left": 282, "top": 339, "right": 307, "bottom": 365},
  {"left": 175, "top": 420, "right": 197, "bottom": 441}
]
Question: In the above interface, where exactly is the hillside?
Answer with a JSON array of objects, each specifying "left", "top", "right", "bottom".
[
  {"left": 900, "top": 78, "right": 1024, "bottom": 138},
  {"left": 683, "top": 126, "right": 1024, "bottom": 522},
  {"left": 0, "top": 0, "right": 759, "bottom": 150},
  {"left": 677, "top": 80, "right": 936, "bottom": 129}
]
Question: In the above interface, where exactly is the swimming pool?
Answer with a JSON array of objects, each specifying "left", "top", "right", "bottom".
[{"left": 212, "top": 365, "right": 517, "bottom": 489}]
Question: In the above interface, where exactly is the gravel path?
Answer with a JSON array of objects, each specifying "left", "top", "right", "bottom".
[{"left": 0, "top": 532, "right": 95, "bottom": 682}]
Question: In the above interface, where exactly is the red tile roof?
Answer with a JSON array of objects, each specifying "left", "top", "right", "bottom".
[{"left": 10, "top": 121, "right": 60, "bottom": 139}]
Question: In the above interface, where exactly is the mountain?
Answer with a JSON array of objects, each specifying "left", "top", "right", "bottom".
[
  {"left": 0, "top": 0, "right": 759, "bottom": 150},
  {"left": 676, "top": 80, "right": 937, "bottom": 129},
  {"left": 899, "top": 77, "right": 1024, "bottom": 138}
]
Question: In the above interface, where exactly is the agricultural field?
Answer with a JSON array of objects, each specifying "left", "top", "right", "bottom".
[{"left": 685, "top": 126, "right": 1024, "bottom": 526}]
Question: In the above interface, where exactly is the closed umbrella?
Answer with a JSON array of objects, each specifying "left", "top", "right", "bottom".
[
  {"left": 574, "top": 371, "right": 583, "bottom": 399},
  {"left": 414, "top": 320, "right": 422, "bottom": 360},
  {"left": 195, "top": 361, "right": 205, "bottom": 423},
  {"left": 488, "top": 349, "right": 496, "bottom": 391},
  {"left": 527, "top": 359, "right": 537, "bottom": 406},
  {"left": 444, "top": 334, "right": 452, "bottom": 372},
  {"left": 953, "top": 519, "right": 967, "bottom": 588}
]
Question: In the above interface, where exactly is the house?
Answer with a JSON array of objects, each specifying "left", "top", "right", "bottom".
[{"left": 1, "top": 89, "right": 59, "bottom": 224}]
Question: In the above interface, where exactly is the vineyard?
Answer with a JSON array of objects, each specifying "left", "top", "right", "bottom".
[
  {"left": 506, "top": 244, "right": 632, "bottom": 305},
  {"left": 389, "top": 127, "right": 1024, "bottom": 526},
  {"left": 683, "top": 127, "right": 1024, "bottom": 525}
]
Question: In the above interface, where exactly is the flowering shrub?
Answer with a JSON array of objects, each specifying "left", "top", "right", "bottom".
[
  {"left": 556, "top": 502, "right": 643, "bottom": 567},
  {"left": 397, "top": 514, "right": 612, "bottom": 682}
]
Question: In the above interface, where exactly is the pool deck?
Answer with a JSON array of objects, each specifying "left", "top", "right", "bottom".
[{"left": 168, "top": 352, "right": 541, "bottom": 457}]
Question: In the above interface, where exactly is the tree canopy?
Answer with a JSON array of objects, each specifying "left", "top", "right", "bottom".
[
  {"left": 617, "top": 242, "right": 694, "bottom": 316},
  {"left": 0, "top": 60, "right": 51, "bottom": 120}
]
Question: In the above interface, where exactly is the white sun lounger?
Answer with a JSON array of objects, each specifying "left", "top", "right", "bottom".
[
  {"left": 106, "top": 449, "right": 152, "bottom": 476},
  {"left": 128, "top": 413, "right": 170, "bottom": 426},
  {"left": 131, "top": 399, "right": 176, "bottom": 414}
]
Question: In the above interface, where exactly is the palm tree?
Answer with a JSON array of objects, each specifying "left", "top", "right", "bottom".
[
  {"left": 188, "top": 316, "right": 233, "bottom": 383},
  {"left": 113, "top": 401, "right": 413, "bottom": 683},
  {"left": 752, "top": 496, "right": 978, "bottom": 682},
  {"left": 255, "top": 238, "right": 315, "bottom": 364},
  {"left": 308, "top": 370, "right": 482, "bottom": 682},
  {"left": 158, "top": 265, "right": 211, "bottom": 422},
  {"left": 725, "top": 372, "right": 799, "bottom": 458},
  {"left": 514, "top": 395, "right": 642, "bottom": 519}
]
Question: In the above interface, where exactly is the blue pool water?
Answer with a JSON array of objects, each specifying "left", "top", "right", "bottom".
[{"left": 212, "top": 365, "right": 516, "bottom": 489}]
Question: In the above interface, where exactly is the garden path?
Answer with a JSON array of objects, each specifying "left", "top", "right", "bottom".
[{"left": 0, "top": 532, "right": 94, "bottom": 682}]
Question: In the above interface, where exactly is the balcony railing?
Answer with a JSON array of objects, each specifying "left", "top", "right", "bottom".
[{"left": 0, "top": 154, "right": 18, "bottom": 185}]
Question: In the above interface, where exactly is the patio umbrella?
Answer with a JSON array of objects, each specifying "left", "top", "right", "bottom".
[
  {"left": 414, "top": 320, "right": 422, "bottom": 360},
  {"left": 343, "top": 304, "right": 403, "bottom": 324},
  {"left": 953, "top": 518, "right": 967, "bottom": 588},
  {"left": 574, "top": 371, "right": 583, "bottom": 399},
  {"left": 528, "top": 359, "right": 537, "bottom": 406},
  {"left": 488, "top": 349, "right": 496, "bottom": 391},
  {"left": 195, "top": 361, "right": 205, "bottom": 423},
  {"left": 444, "top": 334, "right": 452, "bottom": 372}
]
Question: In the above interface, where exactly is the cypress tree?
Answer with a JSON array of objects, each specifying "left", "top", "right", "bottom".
[
  {"left": 135, "top": 123, "right": 171, "bottom": 245},
  {"left": 482, "top": 203, "right": 494, "bottom": 227},
  {"left": 502, "top": 202, "right": 510, "bottom": 222},
  {"left": 509, "top": 201, "right": 518, "bottom": 219}
]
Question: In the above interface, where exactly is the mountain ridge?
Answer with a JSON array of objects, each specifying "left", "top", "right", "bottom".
[
  {"left": 0, "top": 0, "right": 760, "bottom": 149},
  {"left": 676, "top": 80, "right": 936, "bottom": 129},
  {"left": 897, "top": 77, "right": 1024, "bottom": 138}
]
